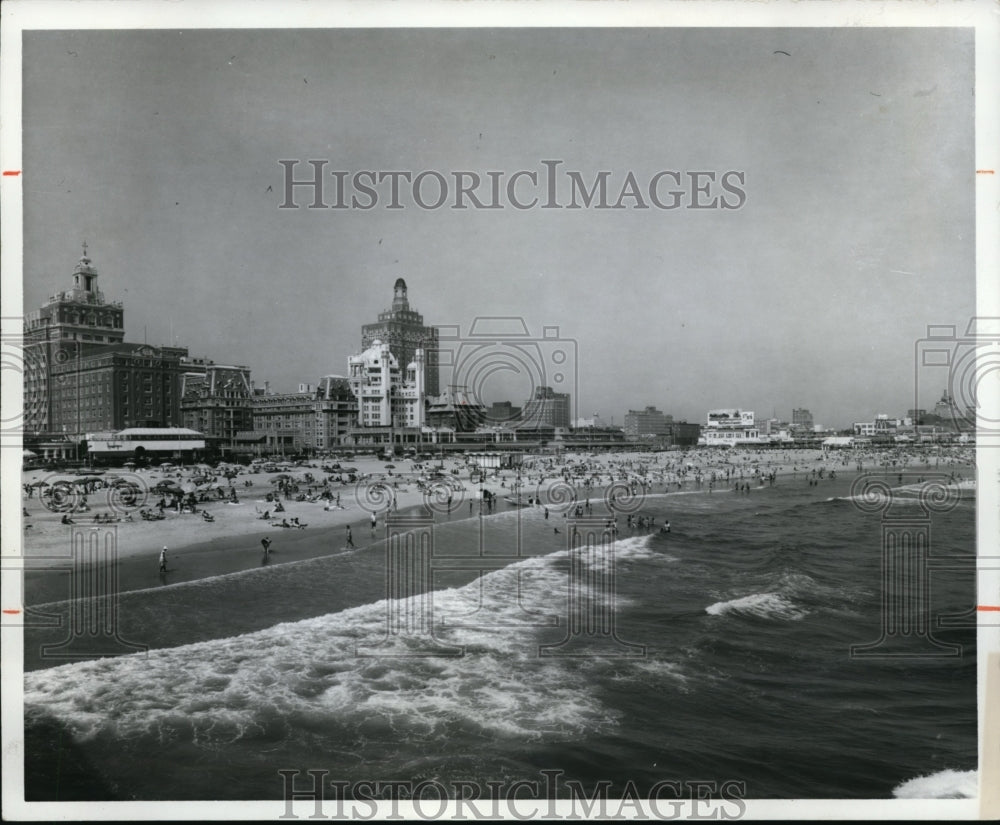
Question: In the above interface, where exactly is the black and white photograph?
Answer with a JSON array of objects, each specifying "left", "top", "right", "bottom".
[{"left": 2, "top": 1, "right": 998, "bottom": 819}]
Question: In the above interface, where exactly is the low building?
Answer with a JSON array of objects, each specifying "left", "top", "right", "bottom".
[
  {"left": 699, "top": 408, "right": 760, "bottom": 446},
  {"left": 467, "top": 451, "right": 524, "bottom": 470},
  {"left": 87, "top": 427, "right": 206, "bottom": 463}
]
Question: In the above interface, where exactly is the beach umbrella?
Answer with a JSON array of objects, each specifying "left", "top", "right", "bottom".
[{"left": 23, "top": 449, "right": 37, "bottom": 458}]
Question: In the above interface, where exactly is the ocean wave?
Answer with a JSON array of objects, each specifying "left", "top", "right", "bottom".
[
  {"left": 892, "top": 768, "right": 977, "bottom": 799},
  {"left": 704, "top": 592, "right": 807, "bottom": 621},
  {"left": 24, "top": 546, "right": 637, "bottom": 750}
]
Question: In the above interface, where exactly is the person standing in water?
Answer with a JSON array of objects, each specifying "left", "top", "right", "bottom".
[{"left": 159, "top": 546, "right": 168, "bottom": 573}]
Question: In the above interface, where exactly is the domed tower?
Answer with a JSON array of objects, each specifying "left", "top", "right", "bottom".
[
  {"left": 392, "top": 278, "right": 409, "bottom": 311},
  {"left": 361, "top": 278, "right": 439, "bottom": 396}
]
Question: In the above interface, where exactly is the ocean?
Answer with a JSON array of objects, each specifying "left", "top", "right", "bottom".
[{"left": 21, "top": 470, "right": 979, "bottom": 802}]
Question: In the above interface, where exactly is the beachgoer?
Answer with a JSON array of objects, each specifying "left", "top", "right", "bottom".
[
  {"left": 159, "top": 546, "right": 168, "bottom": 573},
  {"left": 261, "top": 537, "right": 271, "bottom": 556},
  {"left": 346, "top": 525, "right": 354, "bottom": 548}
]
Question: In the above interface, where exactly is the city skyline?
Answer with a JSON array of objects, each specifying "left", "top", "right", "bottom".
[
  {"left": 24, "top": 247, "right": 958, "bottom": 432},
  {"left": 20, "top": 27, "right": 976, "bottom": 430}
]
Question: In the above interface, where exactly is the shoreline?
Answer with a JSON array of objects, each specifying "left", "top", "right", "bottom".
[{"left": 20, "top": 448, "right": 975, "bottom": 598}]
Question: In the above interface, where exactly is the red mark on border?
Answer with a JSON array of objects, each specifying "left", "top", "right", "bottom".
[
  {"left": 2, "top": 170, "right": 21, "bottom": 176},
  {"left": 978, "top": 605, "right": 1000, "bottom": 612},
  {"left": 2, "top": 609, "right": 21, "bottom": 615}
]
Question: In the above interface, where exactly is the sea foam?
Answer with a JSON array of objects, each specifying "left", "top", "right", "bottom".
[
  {"left": 705, "top": 592, "right": 807, "bottom": 620},
  {"left": 892, "top": 768, "right": 977, "bottom": 799}
]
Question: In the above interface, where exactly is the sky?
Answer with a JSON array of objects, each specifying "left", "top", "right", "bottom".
[{"left": 20, "top": 26, "right": 976, "bottom": 429}]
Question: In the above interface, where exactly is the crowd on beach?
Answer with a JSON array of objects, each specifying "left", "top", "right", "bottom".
[{"left": 19, "top": 445, "right": 976, "bottom": 565}]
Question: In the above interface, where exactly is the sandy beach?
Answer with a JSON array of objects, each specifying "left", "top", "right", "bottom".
[{"left": 19, "top": 446, "right": 974, "bottom": 577}]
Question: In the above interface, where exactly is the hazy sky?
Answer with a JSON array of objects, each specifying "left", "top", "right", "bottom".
[{"left": 22, "top": 27, "right": 975, "bottom": 428}]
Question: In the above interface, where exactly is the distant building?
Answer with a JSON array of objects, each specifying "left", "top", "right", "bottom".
[
  {"left": 573, "top": 414, "right": 612, "bottom": 429},
  {"left": 249, "top": 375, "right": 357, "bottom": 455},
  {"left": 181, "top": 361, "right": 254, "bottom": 450},
  {"left": 700, "top": 408, "right": 760, "bottom": 446},
  {"left": 521, "top": 386, "right": 571, "bottom": 429},
  {"left": 933, "top": 390, "right": 957, "bottom": 421},
  {"left": 853, "top": 414, "right": 903, "bottom": 438},
  {"left": 665, "top": 421, "right": 702, "bottom": 446},
  {"left": 624, "top": 406, "right": 672, "bottom": 438},
  {"left": 791, "top": 408, "right": 813, "bottom": 431},
  {"left": 486, "top": 401, "right": 522, "bottom": 425},
  {"left": 361, "top": 278, "right": 440, "bottom": 396},
  {"left": 426, "top": 386, "right": 487, "bottom": 432}
]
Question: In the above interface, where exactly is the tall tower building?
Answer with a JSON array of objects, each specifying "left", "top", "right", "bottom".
[
  {"left": 23, "top": 244, "right": 125, "bottom": 434},
  {"left": 361, "top": 278, "right": 439, "bottom": 396}
]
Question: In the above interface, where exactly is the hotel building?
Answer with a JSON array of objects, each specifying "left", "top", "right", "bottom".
[
  {"left": 346, "top": 340, "right": 432, "bottom": 445},
  {"left": 23, "top": 245, "right": 125, "bottom": 434},
  {"left": 361, "top": 278, "right": 440, "bottom": 397}
]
